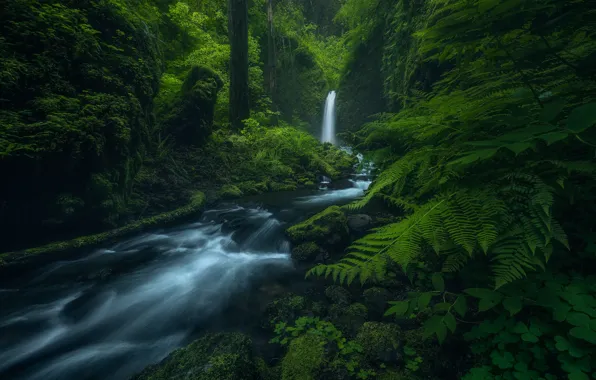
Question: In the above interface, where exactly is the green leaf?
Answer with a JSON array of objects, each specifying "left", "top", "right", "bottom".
[
  {"left": 568, "top": 372, "right": 589, "bottom": 380},
  {"left": 504, "top": 141, "right": 534, "bottom": 155},
  {"left": 385, "top": 301, "right": 410, "bottom": 316},
  {"left": 521, "top": 333, "right": 538, "bottom": 343},
  {"left": 555, "top": 336, "right": 570, "bottom": 351},
  {"left": 567, "top": 103, "right": 596, "bottom": 133},
  {"left": 540, "top": 100, "right": 566, "bottom": 122},
  {"left": 432, "top": 273, "right": 445, "bottom": 292},
  {"left": 567, "top": 312, "right": 591, "bottom": 328},
  {"left": 491, "top": 350, "right": 515, "bottom": 369},
  {"left": 434, "top": 302, "right": 452, "bottom": 312},
  {"left": 465, "top": 288, "right": 501, "bottom": 299},
  {"left": 453, "top": 296, "right": 467, "bottom": 317},
  {"left": 570, "top": 327, "right": 596, "bottom": 344},
  {"left": 503, "top": 297, "right": 523, "bottom": 316},
  {"left": 512, "top": 322, "right": 529, "bottom": 334},
  {"left": 444, "top": 312, "right": 457, "bottom": 333},
  {"left": 478, "top": 298, "right": 499, "bottom": 312},
  {"left": 419, "top": 292, "right": 433, "bottom": 309},
  {"left": 423, "top": 315, "right": 448, "bottom": 344},
  {"left": 538, "top": 131, "right": 569, "bottom": 145}
]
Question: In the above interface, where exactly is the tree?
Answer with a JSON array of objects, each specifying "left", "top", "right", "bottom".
[{"left": 228, "top": 0, "right": 250, "bottom": 130}]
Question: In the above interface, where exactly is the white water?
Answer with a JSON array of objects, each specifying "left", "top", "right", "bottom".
[
  {"left": 0, "top": 207, "right": 293, "bottom": 380},
  {"left": 321, "top": 91, "right": 337, "bottom": 145}
]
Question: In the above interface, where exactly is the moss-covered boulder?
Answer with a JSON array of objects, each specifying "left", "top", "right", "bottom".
[
  {"left": 264, "top": 294, "right": 309, "bottom": 328},
  {"left": 132, "top": 332, "right": 257, "bottom": 380},
  {"left": 237, "top": 181, "right": 268, "bottom": 195},
  {"left": 286, "top": 206, "right": 349, "bottom": 248},
  {"left": 281, "top": 334, "right": 326, "bottom": 380},
  {"left": 218, "top": 184, "right": 244, "bottom": 199},
  {"left": 160, "top": 66, "right": 223, "bottom": 146},
  {"left": 268, "top": 180, "right": 298, "bottom": 192},
  {"left": 291, "top": 242, "right": 323, "bottom": 262},
  {"left": 325, "top": 285, "right": 351, "bottom": 306},
  {"left": 328, "top": 302, "right": 368, "bottom": 337},
  {"left": 356, "top": 322, "right": 401, "bottom": 363}
]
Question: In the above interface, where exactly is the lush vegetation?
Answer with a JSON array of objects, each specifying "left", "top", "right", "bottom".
[
  {"left": 305, "top": 0, "right": 596, "bottom": 379},
  {"left": 2, "top": 0, "right": 596, "bottom": 379},
  {"left": 0, "top": 0, "right": 352, "bottom": 254}
]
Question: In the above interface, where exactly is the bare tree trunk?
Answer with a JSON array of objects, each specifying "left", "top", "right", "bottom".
[{"left": 228, "top": 0, "right": 250, "bottom": 130}]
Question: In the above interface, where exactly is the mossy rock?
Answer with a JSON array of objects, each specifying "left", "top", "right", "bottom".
[
  {"left": 218, "top": 185, "right": 244, "bottom": 199},
  {"left": 264, "top": 294, "right": 308, "bottom": 328},
  {"left": 356, "top": 322, "right": 401, "bottom": 363},
  {"left": 325, "top": 285, "right": 351, "bottom": 306},
  {"left": 328, "top": 302, "right": 368, "bottom": 337},
  {"left": 237, "top": 181, "right": 268, "bottom": 195},
  {"left": 281, "top": 334, "right": 326, "bottom": 380},
  {"left": 291, "top": 242, "right": 323, "bottom": 262},
  {"left": 269, "top": 180, "right": 298, "bottom": 192},
  {"left": 132, "top": 332, "right": 257, "bottom": 380},
  {"left": 161, "top": 66, "right": 223, "bottom": 146},
  {"left": 286, "top": 206, "right": 348, "bottom": 247},
  {"left": 363, "top": 287, "right": 391, "bottom": 320}
]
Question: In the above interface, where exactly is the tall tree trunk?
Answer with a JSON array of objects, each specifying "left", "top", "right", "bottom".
[
  {"left": 266, "top": 0, "right": 278, "bottom": 124},
  {"left": 228, "top": 0, "right": 250, "bottom": 130}
]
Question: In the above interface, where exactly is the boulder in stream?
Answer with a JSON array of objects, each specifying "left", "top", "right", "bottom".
[
  {"left": 131, "top": 332, "right": 257, "bottom": 380},
  {"left": 286, "top": 206, "right": 349, "bottom": 250},
  {"left": 347, "top": 214, "right": 373, "bottom": 233}
]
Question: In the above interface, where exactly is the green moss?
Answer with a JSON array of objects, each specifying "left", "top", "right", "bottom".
[
  {"left": 325, "top": 285, "right": 351, "bottom": 306},
  {"left": 291, "top": 242, "right": 322, "bottom": 262},
  {"left": 132, "top": 332, "right": 256, "bottom": 380},
  {"left": 378, "top": 370, "right": 421, "bottom": 380},
  {"left": 268, "top": 180, "right": 298, "bottom": 192},
  {"left": 328, "top": 302, "right": 368, "bottom": 336},
  {"left": 218, "top": 184, "right": 244, "bottom": 199},
  {"left": 0, "top": 191, "right": 206, "bottom": 266},
  {"left": 356, "top": 322, "right": 401, "bottom": 363},
  {"left": 286, "top": 206, "right": 348, "bottom": 245},
  {"left": 237, "top": 181, "right": 268, "bottom": 195},
  {"left": 0, "top": 0, "right": 162, "bottom": 246},
  {"left": 281, "top": 334, "right": 326, "bottom": 380},
  {"left": 265, "top": 294, "right": 308, "bottom": 327}
]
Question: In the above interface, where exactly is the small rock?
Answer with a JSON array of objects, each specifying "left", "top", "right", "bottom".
[
  {"left": 328, "top": 178, "right": 354, "bottom": 190},
  {"left": 347, "top": 214, "right": 373, "bottom": 232}
]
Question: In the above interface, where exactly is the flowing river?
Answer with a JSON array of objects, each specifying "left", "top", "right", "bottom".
[{"left": 0, "top": 170, "right": 372, "bottom": 380}]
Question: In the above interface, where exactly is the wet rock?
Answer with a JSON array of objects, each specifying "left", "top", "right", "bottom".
[
  {"left": 328, "top": 178, "right": 354, "bottom": 190},
  {"left": 286, "top": 206, "right": 349, "bottom": 249},
  {"left": 325, "top": 285, "right": 351, "bottom": 306},
  {"left": 291, "top": 242, "right": 322, "bottom": 262},
  {"left": 132, "top": 332, "right": 257, "bottom": 380},
  {"left": 355, "top": 322, "right": 401, "bottom": 363},
  {"left": 347, "top": 214, "right": 373, "bottom": 233}
]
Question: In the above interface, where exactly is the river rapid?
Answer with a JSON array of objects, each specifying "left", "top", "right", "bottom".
[{"left": 0, "top": 172, "right": 371, "bottom": 380}]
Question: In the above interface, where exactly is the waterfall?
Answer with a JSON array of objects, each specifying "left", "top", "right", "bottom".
[{"left": 321, "top": 91, "right": 337, "bottom": 145}]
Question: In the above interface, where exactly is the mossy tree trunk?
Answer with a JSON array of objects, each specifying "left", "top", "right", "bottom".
[
  {"left": 228, "top": 0, "right": 250, "bottom": 130},
  {"left": 266, "top": 0, "right": 278, "bottom": 125}
]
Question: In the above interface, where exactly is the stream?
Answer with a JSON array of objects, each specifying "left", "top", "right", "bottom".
[{"left": 0, "top": 164, "right": 372, "bottom": 380}]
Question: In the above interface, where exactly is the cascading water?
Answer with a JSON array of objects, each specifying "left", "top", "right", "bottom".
[{"left": 321, "top": 91, "right": 337, "bottom": 145}]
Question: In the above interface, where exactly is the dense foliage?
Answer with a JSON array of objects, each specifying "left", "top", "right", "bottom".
[{"left": 307, "top": 0, "right": 596, "bottom": 378}]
